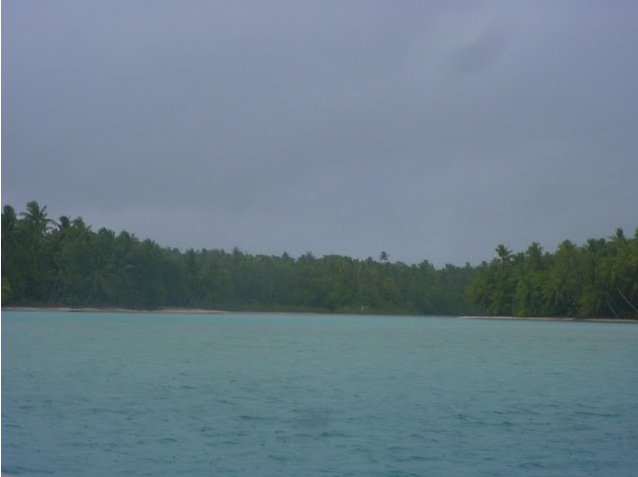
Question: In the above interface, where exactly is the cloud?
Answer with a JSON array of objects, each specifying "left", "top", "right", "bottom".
[
  {"left": 2, "top": 1, "right": 637, "bottom": 266},
  {"left": 449, "top": 20, "right": 514, "bottom": 78}
]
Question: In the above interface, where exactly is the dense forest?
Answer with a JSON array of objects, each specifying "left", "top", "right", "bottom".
[
  {"left": 2, "top": 201, "right": 637, "bottom": 318},
  {"left": 467, "top": 235, "right": 638, "bottom": 319}
]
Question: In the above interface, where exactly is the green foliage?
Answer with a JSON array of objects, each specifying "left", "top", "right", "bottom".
[
  {"left": 468, "top": 232, "right": 638, "bottom": 319},
  {"left": 1, "top": 201, "right": 478, "bottom": 315},
  {"left": 2, "top": 277, "right": 12, "bottom": 302},
  {"left": 2, "top": 201, "right": 636, "bottom": 319}
]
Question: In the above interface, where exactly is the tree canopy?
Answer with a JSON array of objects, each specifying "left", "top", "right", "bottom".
[
  {"left": 2, "top": 201, "right": 636, "bottom": 319},
  {"left": 467, "top": 231, "right": 638, "bottom": 318}
]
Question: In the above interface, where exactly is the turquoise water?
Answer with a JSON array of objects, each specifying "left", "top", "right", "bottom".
[{"left": 2, "top": 312, "right": 638, "bottom": 476}]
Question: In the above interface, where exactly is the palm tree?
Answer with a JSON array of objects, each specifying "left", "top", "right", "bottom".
[
  {"left": 20, "top": 201, "right": 54, "bottom": 236},
  {"left": 495, "top": 244, "right": 511, "bottom": 263}
]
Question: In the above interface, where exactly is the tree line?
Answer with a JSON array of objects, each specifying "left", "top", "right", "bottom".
[
  {"left": 468, "top": 233, "right": 638, "bottom": 318},
  {"left": 1, "top": 201, "right": 477, "bottom": 314},
  {"left": 2, "top": 201, "right": 637, "bottom": 318}
]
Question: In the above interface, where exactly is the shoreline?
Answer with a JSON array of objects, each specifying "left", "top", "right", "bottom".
[
  {"left": 2, "top": 307, "right": 637, "bottom": 323},
  {"left": 458, "top": 315, "right": 638, "bottom": 324},
  {"left": 1, "top": 306, "right": 228, "bottom": 315}
]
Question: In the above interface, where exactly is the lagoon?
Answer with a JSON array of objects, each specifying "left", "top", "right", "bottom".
[{"left": 2, "top": 312, "right": 638, "bottom": 476}]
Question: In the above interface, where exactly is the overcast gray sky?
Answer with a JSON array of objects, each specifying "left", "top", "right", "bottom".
[{"left": 3, "top": 1, "right": 637, "bottom": 266}]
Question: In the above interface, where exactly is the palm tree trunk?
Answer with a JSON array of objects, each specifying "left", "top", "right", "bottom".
[{"left": 616, "top": 287, "right": 638, "bottom": 313}]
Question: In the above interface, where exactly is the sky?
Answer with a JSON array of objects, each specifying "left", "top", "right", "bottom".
[{"left": 3, "top": 1, "right": 637, "bottom": 266}]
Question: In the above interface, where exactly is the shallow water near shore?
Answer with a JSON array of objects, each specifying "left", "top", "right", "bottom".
[{"left": 3, "top": 312, "right": 638, "bottom": 476}]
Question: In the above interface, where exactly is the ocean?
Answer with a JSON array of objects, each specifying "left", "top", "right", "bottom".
[{"left": 2, "top": 312, "right": 637, "bottom": 476}]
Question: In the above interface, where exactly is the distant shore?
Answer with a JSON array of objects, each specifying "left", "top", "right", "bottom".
[
  {"left": 2, "top": 306, "right": 637, "bottom": 323},
  {"left": 1, "top": 306, "right": 228, "bottom": 315}
]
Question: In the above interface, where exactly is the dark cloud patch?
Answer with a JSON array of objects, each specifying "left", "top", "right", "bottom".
[{"left": 450, "top": 20, "right": 514, "bottom": 78}]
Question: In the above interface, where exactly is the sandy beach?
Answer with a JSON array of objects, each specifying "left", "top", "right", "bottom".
[
  {"left": 1, "top": 306, "right": 228, "bottom": 315},
  {"left": 1, "top": 307, "right": 636, "bottom": 323},
  {"left": 458, "top": 315, "right": 638, "bottom": 324}
]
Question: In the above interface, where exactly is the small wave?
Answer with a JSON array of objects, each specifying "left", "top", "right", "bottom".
[
  {"left": 268, "top": 454, "right": 288, "bottom": 462},
  {"left": 320, "top": 431, "right": 349, "bottom": 438},
  {"left": 574, "top": 410, "right": 621, "bottom": 418},
  {"left": 1, "top": 465, "right": 54, "bottom": 475},
  {"left": 157, "top": 437, "right": 178, "bottom": 444},
  {"left": 239, "top": 414, "right": 268, "bottom": 421},
  {"left": 517, "top": 461, "right": 545, "bottom": 470},
  {"left": 3, "top": 423, "right": 23, "bottom": 430},
  {"left": 398, "top": 455, "right": 436, "bottom": 462}
]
